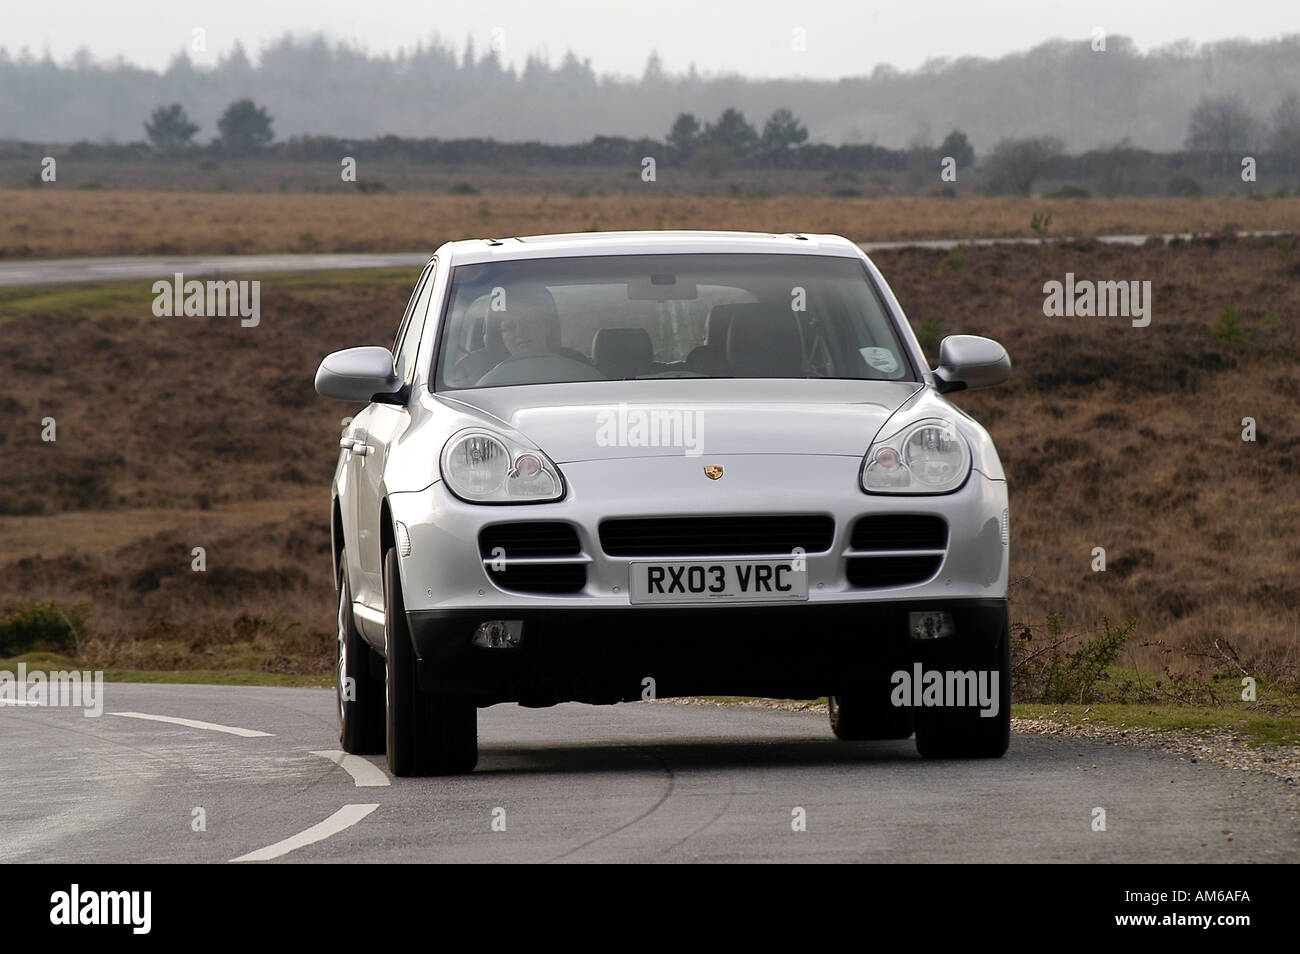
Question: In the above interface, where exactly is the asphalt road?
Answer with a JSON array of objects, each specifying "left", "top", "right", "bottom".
[
  {"left": 2, "top": 233, "right": 1290, "bottom": 287},
  {"left": 1, "top": 683, "right": 1296, "bottom": 863}
]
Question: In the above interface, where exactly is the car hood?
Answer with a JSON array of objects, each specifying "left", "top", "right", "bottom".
[{"left": 435, "top": 379, "right": 924, "bottom": 462}]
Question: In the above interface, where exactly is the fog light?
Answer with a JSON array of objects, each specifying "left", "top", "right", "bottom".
[
  {"left": 472, "top": 620, "right": 523, "bottom": 649},
  {"left": 909, "top": 611, "right": 955, "bottom": 640}
]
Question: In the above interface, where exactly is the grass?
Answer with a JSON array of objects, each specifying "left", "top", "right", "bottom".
[
  {"left": 1015, "top": 702, "right": 1300, "bottom": 747},
  {"left": 0, "top": 266, "right": 420, "bottom": 322},
  {"left": 0, "top": 281, "right": 160, "bottom": 321},
  {"left": 0, "top": 653, "right": 331, "bottom": 688},
  {"left": 6, "top": 191, "right": 1300, "bottom": 258}
]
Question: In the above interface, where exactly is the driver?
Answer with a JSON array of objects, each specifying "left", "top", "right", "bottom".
[
  {"left": 497, "top": 283, "right": 562, "bottom": 358},
  {"left": 449, "top": 283, "right": 563, "bottom": 385},
  {"left": 473, "top": 284, "right": 595, "bottom": 383},
  {"left": 449, "top": 284, "right": 596, "bottom": 385}
]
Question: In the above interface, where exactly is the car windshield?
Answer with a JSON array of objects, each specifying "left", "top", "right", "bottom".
[{"left": 435, "top": 253, "right": 914, "bottom": 389}]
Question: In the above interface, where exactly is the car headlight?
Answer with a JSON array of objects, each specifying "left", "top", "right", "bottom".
[
  {"left": 861, "top": 418, "right": 971, "bottom": 494},
  {"left": 440, "top": 429, "right": 564, "bottom": 503}
]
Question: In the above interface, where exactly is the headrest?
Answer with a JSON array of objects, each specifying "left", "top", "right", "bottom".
[
  {"left": 705, "top": 303, "right": 742, "bottom": 344},
  {"left": 592, "top": 327, "right": 655, "bottom": 378},
  {"left": 725, "top": 303, "right": 805, "bottom": 377}
]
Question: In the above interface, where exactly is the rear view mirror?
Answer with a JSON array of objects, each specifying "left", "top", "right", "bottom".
[
  {"left": 627, "top": 274, "right": 699, "bottom": 301},
  {"left": 314, "top": 346, "right": 402, "bottom": 402},
  {"left": 932, "top": 335, "right": 1011, "bottom": 393}
]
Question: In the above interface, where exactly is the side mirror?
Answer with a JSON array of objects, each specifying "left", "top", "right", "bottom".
[
  {"left": 314, "top": 347, "right": 402, "bottom": 402},
  {"left": 932, "top": 335, "right": 1011, "bottom": 393}
]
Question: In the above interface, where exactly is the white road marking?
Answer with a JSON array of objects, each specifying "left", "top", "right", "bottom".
[
  {"left": 231, "top": 804, "right": 379, "bottom": 862},
  {"left": 108, "top": 711, "right": 272, "bottom": 737},
  {"left": 0, "top": 698, "right": 36, "bottom": 706},
  {"left": 310, "top": 750, "right": 391, "bottom": 787}
]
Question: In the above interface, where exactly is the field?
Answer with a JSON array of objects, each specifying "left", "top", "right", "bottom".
[
  {"left": 5, "top": 190, "right": 1300, "bottom": 259},
  {"left": 2, "top": 236, "right": 1297, "bottom": 691}
]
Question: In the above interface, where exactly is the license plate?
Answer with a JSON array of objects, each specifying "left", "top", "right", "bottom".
[{"left": 628, "top": 560, "right": 809, "bottom": 604}]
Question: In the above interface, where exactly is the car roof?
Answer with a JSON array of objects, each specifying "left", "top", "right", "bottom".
[{"left": 440, "top": 230, "right": 863, "bottom": 266}]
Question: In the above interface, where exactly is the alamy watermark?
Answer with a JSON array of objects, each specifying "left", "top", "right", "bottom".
[
  {"left": 0, "top": 663, "right": 103, "bottom": 716},
  {"left": 50, "top": 884, "right": 150, "bottom": 934},
  {"left": 1042, "top": 273, "right": 1151, "bottom": 327},
  {"left": 152, "top": 272, "right": 260, "bottom": 327},
  {"left": 595, "top": 403, "right": 704, "bottom": 456},
  {"left": 890, "top": 663, "right": 1000, "bottom": 717}
]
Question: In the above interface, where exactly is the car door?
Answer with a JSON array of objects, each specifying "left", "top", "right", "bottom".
[{"left": 355, "top": 260, "right": 437, "bottom": 609}]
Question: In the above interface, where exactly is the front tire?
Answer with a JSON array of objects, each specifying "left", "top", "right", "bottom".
[
  {"left": 337, "top": 549, "right": 385, "bottom": 754},
  {"left": 828, "top": 679, "right": 914, "bottom": 741},
  {"left": 383, "top": 548, "right": 478, "bottom": 776},
  {"left": 913, "top": 623, "right": 1011, "bottom": 759}
]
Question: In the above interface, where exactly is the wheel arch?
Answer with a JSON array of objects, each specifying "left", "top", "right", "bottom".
[
  {"left": 379, "top": 495, "right": 399, "bottom": 611},
  {"left": 331, "top": 496, "right": 345, "bottom": 592}
]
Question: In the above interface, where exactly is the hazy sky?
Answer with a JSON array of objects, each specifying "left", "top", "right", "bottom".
[{"left": 2, "top": 0, "right": 1296, "bottom": 78}]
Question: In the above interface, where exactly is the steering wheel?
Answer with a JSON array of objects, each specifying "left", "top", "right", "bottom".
[{"left": 476, "top": 353, "right": 607, "bottom": 386}]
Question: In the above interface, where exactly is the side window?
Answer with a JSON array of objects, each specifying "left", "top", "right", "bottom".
[{"left": 393, "top": 261, "right": 435, "bottom": 383}]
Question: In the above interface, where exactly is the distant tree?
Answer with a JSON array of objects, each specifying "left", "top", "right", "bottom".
[
  {"left": 938, "top": 129, "right": 975, "bottom": 168},
  {"left": 984, "top": 136, "right": 1064, "bottom": 194},
  {"left": 667, "top": 112, "right": 700, "bottom": 157},
  {"left": 642, "top": 51, "right": 666, "bottom": 84},
  {"left": 759, "top": 108, "right": 808, "bottom": 156},
  {"left": 1269, "top": 91, "right": 1300, "bottom": 155},
  {"left": 702, "top": 107, "right": 758, "bottom": 157},
  {"left": 1184, "top": 94, "right": 1258, "bottom": 152},
  {"left": 217, "top": 99, "right": 274, "bottom": 154},
  {"left": 1086, "top": 140, "right": 1154, "bottom": 195},
  {"left": 144, "top": 103, "right": 199, "bottom": 151}
]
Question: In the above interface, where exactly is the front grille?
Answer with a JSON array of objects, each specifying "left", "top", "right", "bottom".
[
  {"left": 845, "top": 555, "right": 943, "bottom": 588},
  {"left": 850, "top": 515, "right": 948, "bottom": 551},
  {"left": 599, "top": 515, "right": 834, "bottom": 557},
  {"left": 478, "top": 522, "right": 585, "bottom": 595}
]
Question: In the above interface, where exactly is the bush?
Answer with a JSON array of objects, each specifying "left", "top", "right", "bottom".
[
  {"left": 0, "top": 601, "right": 87, "bottom": 656},
  {"left": 938, "top": 250, "right": 967, "bottom": 275},
  {"left": 1047, "top": 184, "right": 1090, "bottom": 198},
  {"left": 1166, "top": 174, "right": 1203, "bottom": 197},
  {"left": 915, "top": 313, "right": 943, "bottom": 354},
  {"left": 1013, "top": 615, "right": 1135, "bottom": 703},
  {"left": 983, "top": 136, "right": 1064, "bottom": 194},
  {"left": 1212, "top": 306, "right": 1247, "bottom": 348}
]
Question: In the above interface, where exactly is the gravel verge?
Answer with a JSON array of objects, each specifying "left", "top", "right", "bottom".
[{"left": 660, "top": 697, "right": 1300, "bottom": 787}]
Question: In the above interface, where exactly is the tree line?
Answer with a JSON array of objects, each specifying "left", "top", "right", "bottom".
[
  {"left": 3, "top": 32, "right": 1300, "bottom": 152},
  {"left": 37, "top": 96, "right": 1282, "bottom": 192}
]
